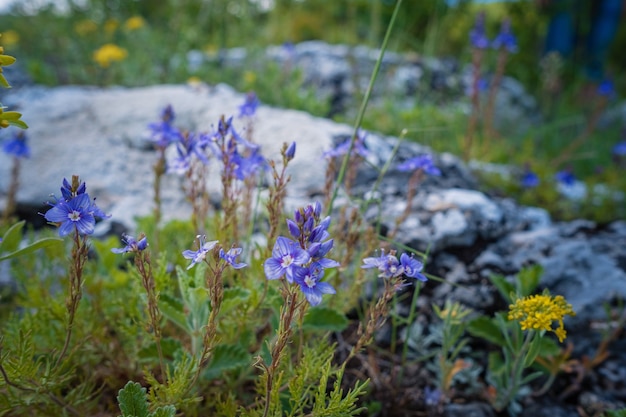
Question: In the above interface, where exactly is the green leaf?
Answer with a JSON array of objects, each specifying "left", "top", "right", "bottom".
[
  {"left": 524, "top": 334, "right": 545, "bottom": 368},
  {"left": 204, "top": 343, "right": 250, "bottom": 380},
  {"left": 6, "top": 118, "right": 27, "bottom": 129},
  {"left": 488, "top": 274, "right": 515, "bottom": 304},
  {"left": 117, "top": 381, "right": 149, "bottom": 417},
  {"left": 606, "top": 409, "right": 626, "bottom": 417},
  {"left": 487, "top": 351, "right": 506, "bottom": 376},
  {"left": 138, "top": 338, "right": 182, "bottom": 361},
  {"left": 159, "top": 294, "right": 190, "bottom": 333},
  {"left": 0, "top": 237, "right": 63, "bottom": 262},
  {"left": 1, "top": 111, "right": 23, "bottom": 120},
  {"left": 0, "top": 73, "right": 10, "bottom": 88},
  {"left": 221, "top": 287, "right": 251, "bottom": 313},
  {"left": 516, "top": 264, "right": 543, "bottom": 298},
  {"left": 1, "top": 220, "right": 25, "bottom": 253},
  {"left": 149, "top": 406, "right": 176, "bottom": 417},
  {"left": 0, "top": 55, "right": 16, "bottom": 66},
  {"left": 301, "top": 307, "right": 349, "bottom": 332},
  {"left": 467, "top": 316, "right": 506, "bottom": 347}
]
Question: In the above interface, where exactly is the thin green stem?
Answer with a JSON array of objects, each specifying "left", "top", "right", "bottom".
[
  {"left": 497, "top": 330, "right": 534, "bottom": 411},
  {"left": 327, "top": 0, "right": 403, "bottom": 217}
]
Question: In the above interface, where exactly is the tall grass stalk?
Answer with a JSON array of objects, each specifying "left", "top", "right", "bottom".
[{"left": 327, "top": 0, "right": 404, "bottom": 217}]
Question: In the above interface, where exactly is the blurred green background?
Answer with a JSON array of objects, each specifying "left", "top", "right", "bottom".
[{"left": 0, "top": 0, "right": 624, "bottom": 91}]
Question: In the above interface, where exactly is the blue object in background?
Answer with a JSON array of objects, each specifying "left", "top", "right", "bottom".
[{"left": 544, "top": 0, "right": 623, "bottom": 81}]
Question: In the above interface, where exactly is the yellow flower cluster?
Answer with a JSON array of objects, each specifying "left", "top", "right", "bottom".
[
  {"left": 124, "top": 16, "right": 145, "bottom": 31},
  {"left": 0, "top": 30, "right": 19, "bottom": 47},
  {"left": 74, "top": 19, "right": 98, "bottom": 36},
  {"left": 93, "top": 43, "right": 128, "bottom": 68},
  {"left": 508, "top": 294, "right": 575, "bottom": 342}
]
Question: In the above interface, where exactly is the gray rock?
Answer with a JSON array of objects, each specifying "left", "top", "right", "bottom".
[
  {"left": 0, "top": 84, "right": 352, "bottom": 231},
  {"left": 444, "top": 402, "right": 494, "bottom": 417}
]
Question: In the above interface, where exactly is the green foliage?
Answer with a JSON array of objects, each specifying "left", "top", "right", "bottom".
[
  {"left": 302, "top": 307, "right": 349, "bottom": 332},
  {"left": 117, "top": 381, "right": 176, "bottom": 417},
  {"left": 0, "top": 221, "right": 62, "bottom": 262},
  {"left": 606, "top": 409, "right": 626, "bottom": 417}
]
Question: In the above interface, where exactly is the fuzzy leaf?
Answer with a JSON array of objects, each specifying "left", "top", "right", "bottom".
[
  {"left": 467, "top": 316, "right": 506, "bottom": 347},
  {"left": 301, "top": 307, "right": 348, "bottom": 332},
  {"left": 149, "top": 405, "right": 176, "bottom": 417},
  {"left": 117, "top": 381, "right": 149, "bottom": 417},
  {"left": 204, "top": 344, "right": 250, "bottom": 380}
]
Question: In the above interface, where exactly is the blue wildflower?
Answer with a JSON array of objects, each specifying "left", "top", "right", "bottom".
[
  {"left": 613, "top": 141, "right": 626, "bottom": 157},
  {"left": 362, "top": 249, "right": 427, "bottom": 281},
  {"left": 44, "top": 178, "right": 109, "bottom": 237},
  {"left": 147, "top": 105, "right": 183, "bottom": 148},
  {"left": 323, "top": 130, "right": 369, "bottom": 159},
  {"left": 112, "top": 234, "right": 148, "bottom": 254},
  {"left": 266, "top": 202, "right": 339, "bottom": 305},
  {"left": 219, "top": 247, "right": 247, "bottom": 269},
  {"left": 285, "top": 141, "right": 296, "bottom": 161},
  {"left": 2, "top": 131, "right": 30, "bottom": 158},
  {"left": 44, "top": 193, "right": 98, "bottom": 237},
  {"left": 238, "top": 92, "right": 260, "bottom": 118},
  {"left": 465, "top": 77, "right": 489, "bottom": 97},
  {"left": 521, "top": 168, "right": 540, "bottom": 188},
  {"left": 597, "top": 79, "right": 616, "bottom": 98},
  {"left": 264, "top": 236, "right": 310, "bottom": 282},
  {"left": 555, "top": 169, "right": 576, "bottom": 186},
  {"left": 168, "top": 132, "right": 210, "bottom": 174},
  {"left": 469, "top": 13, "right": 489, "bottom": 49},
  {"left": 182, "top": 235, "right": 219, "bottom": 269},
  {"left": 424, "top": 387, "right": 442, "bottom": 407},
  {"left": 231, "top": 145, "right": 267, "bottom": 180},
  {"left": 60, "top": 177, "right": 86, "bottom": 201},
  {"left": 293, "top": 263, "right": 336, "bottom": 306},
  {"left": 397, "top": 154, "right": 441, "bottom": 176},
  {"left": 399, "top": 253, "right": 428, "bottom": 282},
  {"left": 492, "top": 19, "right": 517, "bottom": 53}
]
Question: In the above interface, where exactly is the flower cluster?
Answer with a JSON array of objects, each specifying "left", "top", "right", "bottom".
[
  {"left": 43, "top": 176, "right": 109, "bottom": 237},
  {"left": 264, "top": 202, "right": 338, "bottom": 306},
  {"left": 508, "top": 293, "right": 576, "bottom": 342},
  {"left": 397, "top": 154, "right": 441, "bottom": 176},
  {"left": 520, "top": 167, "right": 539, "bottom": 188},
  {"left": 555, "top": 169, "right": 576, "bottom": 186},
  {"left": 112, "top": 233, "right": 148, "bottom": 254},
  {"left": 469, "top": 12, "right": 489, "bottom": 49},
  {"left": 238, "top": 91, "right": 260, "bottom": 118},
  {"left": 167, "top": 131, "right": 211, "bottom": 174},
  {"left": 146, "top": 104, "right": 269, "bottom": 183},
  {"left": 323, "top": 129, "right": 369, "bottom": 159},
  {"left": 213, "top": 116, "right": 267, "bottom": 181},
  {"left": 2, "top": 130, "right": 29, "bottom": 158},
  {"left": 148, "top": 104, "right": 183, "bottom": 149},
  {"left": 491, "top": 18, "right": 517, "bottom": 53},
  {"left": 183, "top": 235, "right": 247, "bottom": 270},
  {"left": 362, "top": 249, "right": 427, "bottom": 282},
  {"left": 92, "top": 43, "right": 128, "bottom": 68}
]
